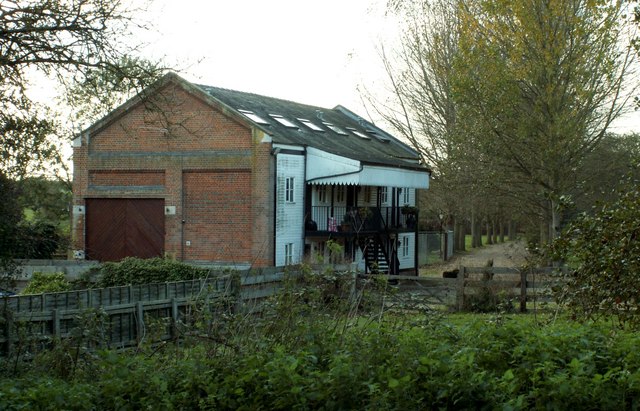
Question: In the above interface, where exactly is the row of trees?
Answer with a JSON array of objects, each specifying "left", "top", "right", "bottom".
[
  {"left": 373, "top": 0, "right": 638, "bottom": 248},
  {"left": 0, "top": 0, "right": 167, "bottom": 269}
]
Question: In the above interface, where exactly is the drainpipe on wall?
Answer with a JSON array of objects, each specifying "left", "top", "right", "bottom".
[
  {"left": 181, "top": 171, "right": 186, "bottom": 261},
  {"left": 302, "top": 148, "right": 307, "bottom": 262},
  {"left": 272, "top": 147, "right": 280, "bottom": 266}
]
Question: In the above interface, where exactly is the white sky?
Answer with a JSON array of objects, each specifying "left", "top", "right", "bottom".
[
  {"left": 141, "top": 0, "right": 395, "bottom": 118},
  {"left": 31, "top": 0, "right": 638, "bottom": 136},
  {"left": 139, "top": 0, "right": 640, "bottom": 133}
]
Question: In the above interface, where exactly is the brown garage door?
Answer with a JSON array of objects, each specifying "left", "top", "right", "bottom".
[{"left": 85, "top": 199, "right": 164, "bottom": 261}]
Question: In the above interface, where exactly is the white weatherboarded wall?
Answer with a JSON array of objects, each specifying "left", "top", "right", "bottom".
[
  {"left": 398, "top": 233, "right": 416, "bottom": 270},
  {"left": 275, "top": 153, "right": 305, "bottom": 266}
]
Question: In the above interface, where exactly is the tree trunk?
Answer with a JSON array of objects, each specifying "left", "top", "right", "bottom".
[
  {"left": 539, "top": 220, "right": 548, "bottom": 245},
  {"left": 457, "top": 220, "right": 466, "bottom": 251},
  {"left": 471, "top": 210, "right": 478, "bottom": 248},
  {"left": 499, "top": 220, "right": 505, "bottom": 243},
  {"left": 486, "top": 221, "right": 493, "bottom": 245},
  {"left": 550, "top": 198, "right": 562, "bottom": 240},
  {"left": 492, "top": 220, "right": 498, "bottom": 244},
  {"left": 452, "top": 216, "right": 460, "bottom": 251}
]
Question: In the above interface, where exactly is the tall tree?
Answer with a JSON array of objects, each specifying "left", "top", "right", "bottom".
[
  {"left": 0, "top": 0, "right": 167, "bottom": 270},
  {"left": 372, "top": 0, "right": 520, "bottom": 250},
  {"left": 453, "top": 0, "right": 636, "bottom": 241},
  {"left": 371, "top": 0, "right": 477, "bottom": 249},
  {"left": 0, "top": 0, "right": 165, "bottom": 178}
]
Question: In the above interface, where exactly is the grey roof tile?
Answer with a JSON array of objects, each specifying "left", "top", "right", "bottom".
[{"left": 197, "top": 84, "right": 427, "bottom": 171}]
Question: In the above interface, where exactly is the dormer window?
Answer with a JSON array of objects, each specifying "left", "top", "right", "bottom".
[
  {"left": 238, "top": 109, "right": 269, "bottom": 125},
  {"left": 323, "top": 122, "right": 348, "bottom": 135},
  {"left": 367, "top": 129, "right": 391, "bottom": 142},
  {"left": 347, "top": 127, "right": 371, "bottom": 140},
  {"left": 298, "top": 118, "right": 324, "bottom": 132},
  {"left": 269, "top": 114, "right": 298, "bottom": 128}
]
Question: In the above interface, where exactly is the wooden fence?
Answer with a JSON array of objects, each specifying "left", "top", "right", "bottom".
[
  {"left": 0, "top": 269, "right": 288, "bottom": 355},
  {"left": 359, "top": 266, "right": 565, "bottom": 312},
  {"left": 0, "top": 266, "right": 565, "bottom": 355}
]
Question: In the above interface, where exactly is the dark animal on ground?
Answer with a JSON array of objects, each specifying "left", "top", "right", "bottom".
[{"left": 443, "top": 269, "right": 459, "bottom": 278}]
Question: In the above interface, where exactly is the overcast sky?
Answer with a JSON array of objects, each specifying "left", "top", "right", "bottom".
[
  {"left": 141, "top": 0, "right": 394, "bottom": 117},
  {"left": 139, "top": 0, "right": 640, "bottom": 133}
]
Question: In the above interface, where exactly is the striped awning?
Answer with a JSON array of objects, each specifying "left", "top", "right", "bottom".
[{"left": 306, "top": 147, "right": 429, "bottom": 189}]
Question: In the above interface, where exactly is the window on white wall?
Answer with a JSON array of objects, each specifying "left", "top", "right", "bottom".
[
  {"left": 403, "top": 187, "right": 411, "bottom": 205},
  {"left": 318, "top": 185, "right": 327, "bottom": 203},
  {"left": 379, "top": 187, "right": 388, "bottom": 204},
  {"left": 362, "top": 186, "right": 371, "bottom": 203},
  {"left": 336, "top": 185, "right": 345, "bottom": 203},
  {"left": 285, "top": 243, "right": 294, "bottom": 265},
  {"left": 401, "top": 236, "right": 409, "bottom": 257},
  {"left": 285, "top": 177, "right": 295, "bottom": 203}
]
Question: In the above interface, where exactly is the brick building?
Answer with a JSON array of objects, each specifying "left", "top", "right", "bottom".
[{"left": 72, "top": 73, "right": 430, "bottom": 273}]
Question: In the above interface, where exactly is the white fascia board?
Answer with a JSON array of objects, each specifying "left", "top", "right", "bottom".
[
  {"left": 306, "top": 147, "right": 361, "bottom": 181},
  {"left": 273, "top": 143, "right": 305, "bottom": 152},
  {"left": 359, "top": 165, "right": 430, "bottom": 189}
]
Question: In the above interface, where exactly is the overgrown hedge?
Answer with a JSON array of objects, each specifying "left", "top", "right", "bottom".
[
  {"left": 21, "top": 272, "right": 71, "bottom": 295},
  {"left": 93, "top": 257, "right": 211, "bottom": 287},
  {"left": 1, "top": 315, "right": 640, "bottom": 410}
]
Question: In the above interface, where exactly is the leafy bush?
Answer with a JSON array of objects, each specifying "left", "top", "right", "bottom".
[
  {"left": 14, "top": 222, "right": 66, "bottom": 259},
  {"left": 549, "top": 176, "right": 640, "bottom": 328},
  {"left": 463, "top": 284, "right": 516, "bottom": 313},
  {"left": 95, "top": 257, "right": 210, "bottom": 287},
  {"left": 3, "top": 316, "right": 640, "bottom": 409},
  {"left": 21, "top": 272, "right": 71, "bottom": 294}
]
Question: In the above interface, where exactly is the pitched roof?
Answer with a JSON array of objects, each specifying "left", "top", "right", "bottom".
[
  {"left": 196, "top": 84, "right": 427, "bottom": 171},
  {"left": 82, "top": 73, "right": 428, "bottom": 172}
]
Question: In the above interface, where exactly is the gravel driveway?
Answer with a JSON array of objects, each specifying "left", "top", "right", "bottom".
[{"left": 421, "top": 240, "right": 530, "bottom": 276}]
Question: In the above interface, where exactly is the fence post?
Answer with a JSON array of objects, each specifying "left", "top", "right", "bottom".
[
  {"left": 170, "top": 298, "right": 179, "bottom": 339},
  {"left": 136, "top": 301, "right": 144, "bottom": 343},
  {"left": 520, "top": 270, "right": 527, "bottom": 312},
  {"left": 4, "top": 305, "right": 12, "bottom": 357},
  {"left": 456, "top": 266, "right": 466, "bottom": 311},
  {"left": 52, "top": 309, "right": 60, "bottom": 337}
]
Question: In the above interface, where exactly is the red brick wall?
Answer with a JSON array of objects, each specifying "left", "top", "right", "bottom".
[
  {"left": 89, "top": 85, "right": 253, "bottom": 154},
  {"left": 72, "top": 80, "right": 275, "bottom": 266},
  {"left": 89, "top": 170, "right": 165, "bottom": 187},
  {"left": 183, "top": 170, "right": 252, "bottom": 262}
]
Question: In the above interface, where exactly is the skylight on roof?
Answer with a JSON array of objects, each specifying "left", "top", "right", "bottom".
[
  {"left": 323, "top": 122, "right": 348, "bottom": 136},
  {"left": 238, "top": 109, "right": 269, "bottom": 125},
  {"left": 347, "top": 127, "right": 371, "bottom": 140},
  {"left": 269, "top": 114, "right": 298, "bottom": 128},
  {"left": 298, "top": 118, "right": 324, "bottom": 132},
  {"left": 367, "top": 129, "right": 391, "bottom": 142}
]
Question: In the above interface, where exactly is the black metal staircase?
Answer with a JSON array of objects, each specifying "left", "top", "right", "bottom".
[{"left": 364, "top": 237, "right": 389, "bottom": 274}]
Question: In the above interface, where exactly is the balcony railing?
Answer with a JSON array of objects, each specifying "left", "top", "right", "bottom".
[{"left": 307, "top": 206, "right": 417, "bottom": 233}]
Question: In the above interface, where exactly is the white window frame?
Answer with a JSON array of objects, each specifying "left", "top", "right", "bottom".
[
  {"left": 401, "top": 236, "right": 409, "bottom": 258},
  {"left": 318, "top": 185, "right": 328, "bottom": 203},
  {"left": 379, "top": 187, "right": 388, "bottom": 204},
  {"left": 403, "top": 187, "right": 410, "bottom": 205},
  {"left": 285, "top": 177, "right": 295, "bottom": 203},
  {"left": 335, "top": 185, "right": 345, "bottom": 203},
  {"left": 362, "top": 186, "right": 371, "bottom": 204},
  {"left": 285, "top": 243, "right": 294, "bottom": 265}
]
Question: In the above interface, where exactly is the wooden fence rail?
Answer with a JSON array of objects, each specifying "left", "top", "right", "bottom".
[
  {"left": 359, "top": 266, "right": 565, "bottom": 311},
  {"left": 0, "top": 268, "right": 289, "bottom": 355},
  {"left": 0, "top": 266, "right": 566, "bottom": 355}
]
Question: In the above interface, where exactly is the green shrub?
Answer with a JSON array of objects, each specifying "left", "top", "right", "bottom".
[
  {"left": 548, "top": 175, "right": 640, "bottom": 328},
  {"left": 96, "top": 257, "right": 210, "bottom": 287},
  {"left": 21, "top": 272, "right": 70, "bottom": 294},
  {"left": 3, "top": 316, "right": 640, "bottom": 409},
  {"left": 463, "top": 284, "right": 516, "bottom": 313}
]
